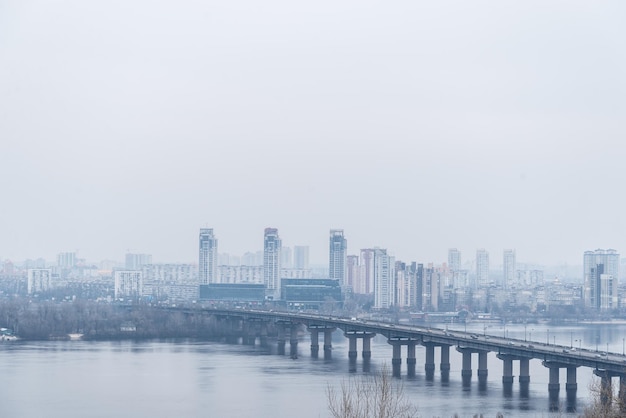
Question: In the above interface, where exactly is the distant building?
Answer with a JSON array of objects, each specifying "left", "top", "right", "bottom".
[
  {"left": 263, "top": 228, "right": 282, "bottom": 299},
  {"left": 345, "top": 255, "right": 359, "bottom": 293},
  {"left": 476, "top": 249, "right": 490, "bottom": 288},
  {"left": 199, "top": 228, "right": 218, "bottom": 284},
  {"left": 57, "top": 252, "right": 76, "bottom": 268},
  {"left": 584, "top": 249, "right": 619, "bottom": 311},
  {"left": 281, "top": 246, "right": 292, "bottom": 269},
  {"left": 218, "top": 265, "right": 264, "bottom": 284},
  {"left": 199, "top": 283, "right": 265, "bottom": 302},
  {"left": 373, "top": 248, "right": 395, "bottom": 309},
  {"left": 329, "top": 229, "right": 347, "bottom": 286},
  {"left": 448, "top": 249, "right": 461, "bottom": 272},
  {"left": 293, "top": 246, "right": 310, "bottom": 270},
  {"left": 358, "top": 249, "right": 375, "bottom": 295},
  {"left": 281, "top": 279, "right": 342, "bottom": 309},
  {"left": 503, "top": 249, "right": 516, "bottom": 290},
  {"left": 27, "top": 268, "right": 52, "bottom": 294},
  {"left": 114, "top": 270, "right": 143, "bottom": 299},
  {"left": 125, "top": 253, "right": 152, "bottom": 270}
]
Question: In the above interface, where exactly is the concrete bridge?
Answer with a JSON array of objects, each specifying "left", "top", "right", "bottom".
[{"left": 197, "top": 307, "right": 626, "bottom": 410}]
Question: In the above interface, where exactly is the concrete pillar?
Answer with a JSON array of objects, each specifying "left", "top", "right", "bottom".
[
  {"left": 519, "top": 358, "right": 530, "bottom": 384},
  {"left": 348, "top": 335, "right": 357, "bottom": 360},
  {"left": 548, "top": 366, "right": 560, "bottom": 401},
  {"left": 259, "top": 323, "right": 268, "bottom": 347},
  {"left": 424, "top": 344, "right": 435, "bottom": 380},
  {"left": 476, "top": 351, "right": 487, "bottom": 387},
  {"left": 310, "top": 330, "right": 319, "bottom": 357},
  {"left": 502, "top": 357, "right": 513, "bottom": 384},
  {"left": 566, "top": 367, "right": 577, "bottom": 412},
  {"left": 362, "top": 335, "right": 373, "bottom": 359},
  {"left": 461, "top": 350, "right": 472, "bottom": 386},
  {"left": 277, "top": 325, "right": 286, "bottom": 355},
  {"left": 600, "top": 373, "right": 612, "bottom": 406},
  {"left": 324, "top": 330, "right": 333, "bottom": 358},
  {"left": 391, "top": 341, "right": 402, "bottom": 377},
  {"left": 289, "top": 326, "right": 298, "bottom": 358},
  {"left": 618, "top": 374, "right": 626, "bottom": 412},
  {"left": 406, "top": 342, "right": 416, "bottom": 377},
  {"left": 440, "top": 345, "right": 451, "bottom": 382}
]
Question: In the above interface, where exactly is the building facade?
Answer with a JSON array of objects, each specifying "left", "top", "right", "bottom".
[
  {"left": 199, "top": 228, "right": 218, "bottom": 284},
  {"left": 584, "top": 249, "right": 619, "bottom": 311},
  {"left": 476, "top": 249, "right": 490, "bottom": 288},
  {"left": 329, "top": 229, "right": 347, "bottom": 286},
  {"left": 263, "top": 228, "right": 282, "bottom": 299},
  {"left": 503, "top": 249, "right": 516, "bottom": 290},
  {"left": 114, "top": 270, "right": 143, "bottom": 299},
  {"left": 27, "top": 268, "right": 52, "bottom": 294},
  {"left": 373, "top": 248, "right": 395, "bottom": 309}
]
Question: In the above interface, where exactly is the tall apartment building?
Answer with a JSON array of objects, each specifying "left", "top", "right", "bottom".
[
  {"left": 57, "top": 252, "right": 76, "bottom": 268},
  {"left": 27, "top": 268, "right": 52, "bottom": 294},
  {"left": 396, "top": 261, "right": 420, "bottom": 308},
  {"left": 263, "top": 228, "right": 282, "bottom": 299},
  {"left": 345, "top": 255, "right": 359, "bottom": 293},
  {"left": 199, "top": 228, "right": 218, "bottom": 284},
  {"left": 503, "top": 249, "right": 516, "bottom": 290},
  {"left": 125, "top": 253, "right": 152, "bottom": 270},
  {"left": 114, "top": 270, "right": 143, "bottom": 299},
  {"left": 329, "top": 229, "right": 347, "bottom": 286},
  {"left": 584, "top": 249, "right": 620, "bottom": 311},
  {"left": 476, "top": 249, "right": 490, "bottom": 288},
  {"left": 293, "top": 246, "right": 310, "bottom": 270},
  {"left": 448, "top": 248, "right": 461, "bottom": 272},
  {"left": 358, "top": 249, "right": 375, "bottom": 295},
  {"left": 373, "top": 248, "right": 395, "bottom": 309}
]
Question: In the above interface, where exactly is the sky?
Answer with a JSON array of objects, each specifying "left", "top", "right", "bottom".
[{"left": 1, "top": 1, "right": 625, "bottom": 267}]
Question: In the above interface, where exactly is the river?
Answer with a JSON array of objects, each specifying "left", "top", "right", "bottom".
[{"left": 1, "top": 322, "right": 625, "bottom": 417}]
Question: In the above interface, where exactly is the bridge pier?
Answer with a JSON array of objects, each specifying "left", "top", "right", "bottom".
[
  {"left": 324, "top": 329, "right": 333, "bottom": 358},
  {"left": 566, "top": 367, "right": 578, "bottom": 412},
  {"left": 259, "top": 323, "right": 269, "bottom": 347},
  {"left": 310, "top": 330, "right": 319, "bottom": 357},
  {"left": 424, "top": 343, "right": 435, "bottom": 381},
  {"left": 277, "top": 325, "right": 286, "bottom": 355},
  {"left": 347, "top": 335, "right": 358, "bottom": 359},
  {"left": 593, "top": 369, "right": 613, "bottom": 406},
  {"left": 519, "top": 357, "right": 530, "bottom": 397},
  {"left": 457, "top": 348, "right": 473, "bottom": 386},
  {"left": 620, "top": 375, "right": 626, "bottom": 412},
  {"left": 289, "top": 325, "right": 299, "bottom": 358},
  {"left": 477, "top": 351, "right": 488, "bottom": 387},
  {"left": 391, "top": 341, "right": 402, "bottom": 377},
  {"left": 407, "top": 341, "right": 416, "bottom": 377},
  {"left": 362, "top": 334, "right": 373, "bottom": 359},
  {"left": 440, "top": 345, "right": 451, "bottom": 382}
]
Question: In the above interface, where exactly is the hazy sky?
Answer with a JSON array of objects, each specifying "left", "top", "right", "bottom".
[{"left": 1, "top": 1, "right": 625, "bottom": 266}]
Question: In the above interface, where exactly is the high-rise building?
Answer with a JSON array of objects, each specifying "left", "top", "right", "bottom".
[
  {"left": 329, "top": 229, "right": 347, "bottom": 286},
  {"left": 448, "top": 249, "right": 461, "bottom": 272},
  {"left": 125, "top": 253, "right": 152, "bottom": 270},
  {"left": 358, "top": 249, "right": 375, "bottom": 295},
  {"left": 476, "top": 249, "right": 489, "bottom": 288},
  {"left": 57, "top": 252, "right": 76, "bottom": 268},
  {"left": 503, "top": 249, "right": 516, "bottom": 289},
  {"left": 346, "top": 255, "right": 359, "bottom": 292},
  {"left": 263, "top": 228, "right": 282, "bottom": 299},
  {"left": 373, "top": 248, "right": 395, "bottom": 309},
  {"left": 281, "top": 246, "right": 293, "bottom": 268},
  {"left": 27, "top": 268, "right": 52, "bottom": 294},
  {"left": 114, "top": 270, "right": 143, "bottom": 299},
  {"left": 293, "top": 246, "right": 310, "bottom": 270},
  {"left": 584, "top": 249, "right": 619, "bottom": 310},
  {"left": 199, "top": 228, "right": 218, "bottom": 284}
]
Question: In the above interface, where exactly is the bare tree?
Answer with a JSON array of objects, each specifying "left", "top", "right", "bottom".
[
  {"left": 326, "top": 364, "right": 418, "bottom": 418},
  {"left": 579, "top": 376, "right": 625, "bottom": 418}
]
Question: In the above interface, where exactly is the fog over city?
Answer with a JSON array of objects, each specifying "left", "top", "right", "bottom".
[{"left": 1, "top": 1, "right": 625, "bottom": 266}]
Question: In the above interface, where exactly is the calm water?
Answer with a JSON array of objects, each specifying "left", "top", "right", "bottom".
[{"left": 1, "top": 322, "right": 625, "bottom": 418}]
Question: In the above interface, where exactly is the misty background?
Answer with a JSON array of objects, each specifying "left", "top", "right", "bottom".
[{"left": 1, "top": 1, "right": 625, "bottom": 266}]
